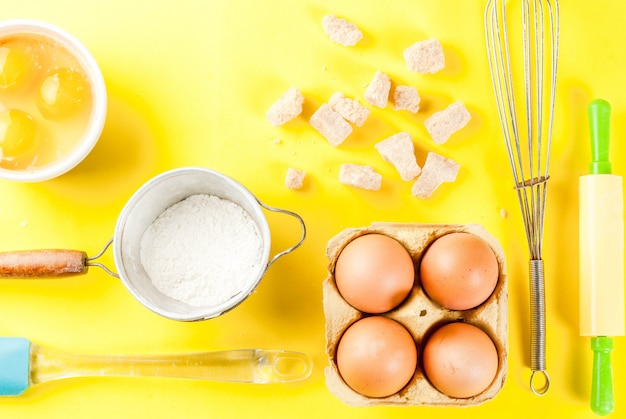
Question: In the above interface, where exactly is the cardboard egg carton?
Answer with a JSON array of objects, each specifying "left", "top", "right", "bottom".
[{"left": 323, "top": 222, "right": 508, "bottom": 407}]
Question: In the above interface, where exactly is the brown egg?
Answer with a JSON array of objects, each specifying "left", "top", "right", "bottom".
[
  {"left": 336, "top": 316, "right": 417, "bottom": 398},
  {"left": 419, "top": 232, "right": 498, "bottom": 310},
  {"left": 423, "top": 322, "right": 499, "bottom": 398},
  {"left": 334, "top": 233, "right": 414, "bottom": 313}
]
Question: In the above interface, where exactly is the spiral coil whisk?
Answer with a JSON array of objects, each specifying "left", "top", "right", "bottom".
[{"left": 484, "top": 0, "right": 559, "bottom": 395}]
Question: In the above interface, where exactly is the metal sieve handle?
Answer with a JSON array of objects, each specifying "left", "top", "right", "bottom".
[
  {"left": 0, "top": 249, "right": 88, "bottom": 278},
  {"left": 0, "top": 240, "right": 117, "bottom": 279},
  {"left": 257, "top": 200, "right": 306, "bottom": 269}
]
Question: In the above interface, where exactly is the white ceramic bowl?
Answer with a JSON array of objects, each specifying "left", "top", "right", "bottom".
[{"left": 0, "top": 19, "right": 106, "bottom": 182}]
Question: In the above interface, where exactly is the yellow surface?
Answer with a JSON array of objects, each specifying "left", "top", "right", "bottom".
[
  {"left": 580, "top": 175, "right": 625, "bottom": 337},
  {"left": 0, "top": 0, "right": 624, "bottom": 417}
]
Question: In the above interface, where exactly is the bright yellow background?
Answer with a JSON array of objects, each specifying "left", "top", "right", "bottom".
[{"left": 0, "top": 0, "right": 624, "bottom": 418}]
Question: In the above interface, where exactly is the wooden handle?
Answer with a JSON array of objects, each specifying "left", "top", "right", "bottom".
[{"left": 0, "top": 249, "right": 88, "bottom": 278}]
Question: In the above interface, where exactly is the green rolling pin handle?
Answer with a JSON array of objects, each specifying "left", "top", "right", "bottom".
[
  {"left": 588, "top": 99, "right": 612, "bottom": 175},
  {"left": 591, "top": 336, "right": 614, "bottom": 416}
]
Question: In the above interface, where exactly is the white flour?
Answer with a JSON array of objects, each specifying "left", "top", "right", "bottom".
[{"left": 139, "top": 194, "right": 263, "bottom": 307}]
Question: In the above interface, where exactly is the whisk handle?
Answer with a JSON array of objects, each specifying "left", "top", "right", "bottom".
[{"left": 529, "top": 259, "right": 550, "bottom": 395}]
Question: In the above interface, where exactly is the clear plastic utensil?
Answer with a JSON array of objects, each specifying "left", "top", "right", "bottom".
[{"left": 0, "top": 337, "right": 313, "bottom": 396}]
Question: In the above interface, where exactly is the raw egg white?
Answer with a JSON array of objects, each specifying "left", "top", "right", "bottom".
[
  {"left": 423, "top": 322, "right": 499, "bottom": 398},
  {"left": 334, "top": 233, "right": 414, "bottom": 313},
  {"left": 419, "top": 232, "right": 499, "bottom": 310},
  {"left": 336, "top": 316, "right": 417, "bottom": 398}
]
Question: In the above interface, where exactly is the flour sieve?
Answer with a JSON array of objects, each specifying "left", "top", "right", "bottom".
[{"left": 0, "top": 167, "right": 307, "bottom": 321}]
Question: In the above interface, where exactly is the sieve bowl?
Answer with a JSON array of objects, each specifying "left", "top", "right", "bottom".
[
  {"left": 114, "top": 167, "right": 306, "bottom": 321},
  {"left": 0, "top": 167, "right": 306, "bottom": 321}
]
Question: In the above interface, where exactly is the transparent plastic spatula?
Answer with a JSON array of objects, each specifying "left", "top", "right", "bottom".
[{"left": 0, "top": 337, "right": 313, "bottom": 396}]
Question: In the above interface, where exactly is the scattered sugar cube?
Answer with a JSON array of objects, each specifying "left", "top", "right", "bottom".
[
  {"left": 411, "top": 152, "right": 460, "bottom": 199},
  {"left": 322, "top": 15, "right": 363, "bottom": 47},
  {"left": 364, "top": 71, "right": 391, "bottom": 108},
  {"left": 286, "top": 168, "right": 306, "bottom": 190},
  {"left": 309, "top": 104, "right": 353, "bottom": 146},
  {"left": 404, "top": 39, "right": 445, "bottom": 74},
  {"left": 328, "top": 92, "right": 371, "bottom": 127},
  {"left": 339, "top": 164, "right": 382, "bottom": 191},
  {"left": 393, "top": 85, "right": 420, "bottom": 113},
  {"left": 375, "top": 132, "right": 421, "bottom": 181},
  {"left": 424, "top": 101, "right": 471, "bottom": 144},
  {"left": 266, "top": 87, "right": 304, "bottom": 127}
]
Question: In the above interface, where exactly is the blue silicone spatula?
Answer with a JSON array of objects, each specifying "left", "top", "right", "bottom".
[{"left": 0, "top": 337, "right": 312, "bottom": 396}]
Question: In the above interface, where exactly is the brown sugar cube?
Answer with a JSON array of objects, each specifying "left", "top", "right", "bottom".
[
  {"left": 329, "top": 92, "right": 371, "bottom": 127},
  {"left": 285, "top": 168, "right": 306, "bottom": 190},
  {"left": 375, "top": 132, "right": 421, "bottom": 181},
  {"left": 403, "top": 39, "right": 445, "bottom": 74},
  {"left": 322, "top": 15, "right": 363, "bottom": 47},
  {"left": 364, "top": 71, "right": 391, "bottom": 108},
  {"left": 339, "top": 164, "right": 382, "bottom": 191},
  {"left": 393, "top": 85, "right": 420, "bottom": 113},
  {"left": 424, "top": 101, "right": 471, "bottom": 144},
  {"left": 266, "top": 87, "right": 304, "bottom": 127},
  {"left": 310, "top": 104, "right": 353, "bottom": 146},
  {"left": 411, "top": 152, "right": 460, "bottom": 199}
]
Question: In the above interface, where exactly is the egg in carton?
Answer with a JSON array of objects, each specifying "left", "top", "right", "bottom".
[{"left": 323, "top": 222, "right": 508, "bottom": 407}]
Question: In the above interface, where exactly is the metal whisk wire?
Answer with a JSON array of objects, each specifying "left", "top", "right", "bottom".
[{"left": 485, "top": 0, "right": 559, "bottom": 395}]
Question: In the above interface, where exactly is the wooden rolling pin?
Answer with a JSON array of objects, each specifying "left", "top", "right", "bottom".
[{"left": 579, "top": 99, "right": 625, "bottom": 416}]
